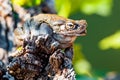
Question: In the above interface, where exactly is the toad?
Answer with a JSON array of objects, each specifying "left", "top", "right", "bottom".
[
  {"left": 8, "top": 14, "right": 87, "bottom": 79},
  {"left": 14, "top": 14, "right": 87, "bottom": 59}
]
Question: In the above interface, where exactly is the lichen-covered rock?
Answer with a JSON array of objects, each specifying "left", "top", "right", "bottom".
[
  {"left": 7, "top": 35, "right": 51, "bottom": 79},
  {"left": 7, "top": 50, "right": 50, "bottom": 79},
  {"left": 7, "top": 35, "right": 76, "bottom": 80}
]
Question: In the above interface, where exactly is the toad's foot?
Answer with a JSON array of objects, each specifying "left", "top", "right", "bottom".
[
  {"left": 35, "top": 34, "right": 49, "bottom": 46},
  {"left": 49, "top": 49, "right": 64, "bottom": 72}
]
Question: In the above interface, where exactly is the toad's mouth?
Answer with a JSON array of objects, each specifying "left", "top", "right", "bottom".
[{"left": 58, "top": 27, "right": 87, "bottom": 36}]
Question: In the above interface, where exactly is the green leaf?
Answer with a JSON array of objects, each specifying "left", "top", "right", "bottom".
[
  {"left": 99, "top": 31, "right": 120, "bottom": 50},
  {"left": 80, "top": 0, "right": 113, "bottom": 16},
  {"left": 12, "top": 0, "right": 41, "bottom": 7},
  {"left": 55, "top": 0, "right": 113, "bottom": 17},
  {"left": 55, "top": 0, "right": 71, "bottom": 18}
]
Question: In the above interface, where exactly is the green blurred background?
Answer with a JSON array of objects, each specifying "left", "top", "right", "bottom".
[{"left": 12, "top": 0, "right": 120, "bottom": 79}]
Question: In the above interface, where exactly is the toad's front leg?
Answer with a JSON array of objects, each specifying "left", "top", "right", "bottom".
[
  {"left": 35, "top": 23, "right": 60, "bottom": 53},
  {"left": 49, "top": 47, "right": 74, "bottom": 73},
  {"left": 49, "top": 49, "right": 64, "bottom": 72},
  {"left": 49, "top": 49, "right": 76, "bottom": 80},
  {"left": 34, "top": 22, "right": 53, "bottom": 45}
]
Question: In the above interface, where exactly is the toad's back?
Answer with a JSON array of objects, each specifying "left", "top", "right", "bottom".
[{"left": 33, "top": 14, "right": 70, "bottom": 24}]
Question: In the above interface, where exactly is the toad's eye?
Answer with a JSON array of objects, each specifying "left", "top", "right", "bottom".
[{"left": 66, "top": 22, "right": 75, "bottom": 30}]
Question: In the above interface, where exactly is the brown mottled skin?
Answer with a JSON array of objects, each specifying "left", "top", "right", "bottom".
[{"left": 14, "top": 14, "right": 87, "bottom": 59}]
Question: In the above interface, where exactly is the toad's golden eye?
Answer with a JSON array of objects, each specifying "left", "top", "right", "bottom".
[{"left": 66, "top": 22, "right": 75, "bottom": 30}]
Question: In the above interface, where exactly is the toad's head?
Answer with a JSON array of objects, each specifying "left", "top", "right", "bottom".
[{"left": 52, "top": 19, "right": 87, "bottom": 36}]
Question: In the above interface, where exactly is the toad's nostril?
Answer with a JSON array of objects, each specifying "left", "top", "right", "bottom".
[
  {"left": 81, "top": 25, "right": 85, "bottom": 29},
  {"left": 79, "top": 20, "right": 87, "bottom": 26}
]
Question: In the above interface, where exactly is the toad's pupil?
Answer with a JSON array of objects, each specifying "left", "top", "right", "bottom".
[
  {"left": 68, "top": 24, "right": 73, "bottom": 27},
  {"left": 67, "top": 23, "right": 74, "bottom": 29}
]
